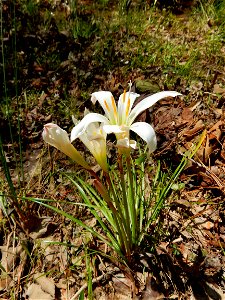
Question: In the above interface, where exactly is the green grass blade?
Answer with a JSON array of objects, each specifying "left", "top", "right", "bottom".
[
  {"left": 140, "top": 130, "right": 206, "bottom": 243},
  {"left": 86, "top": 252, "right": 93, "bottom": 300},
  {"left": 0, "top": 135, "right": 17, "bottom": 198},
  {"left": 25, "top": 197, "right": 113, "bottom": 248}
]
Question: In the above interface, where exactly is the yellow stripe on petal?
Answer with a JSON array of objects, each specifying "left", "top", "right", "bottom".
[
  {"left": 111, "top": 95, "right": 118, "bottom": 120},
  {"left": 123, "top": 90, "right": 126, "bottom": 103},
  {"left": 104, "top": 99, "right": 110, "bottom": 112},
  {"left": 126, "top": 97, "right": 130, "bottom": 117}
]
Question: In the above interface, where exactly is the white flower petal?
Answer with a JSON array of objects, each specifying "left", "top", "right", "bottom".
[
  {"left": 118, "top": 91, "right": 140, "bottom": 124},
  {"left": 116, "top": 138, "right": 130, "bottom": 149},
  {"left": 128, "top": 91, "right": 181, "bottom": 124},
  {"left": 78, "top": 123, "right": 108, "bottom": 172},
  {"left": 130, "top": 122, "right": 157, "bottom": 153},
  {"left": 129, "top": 139, "right": 137, "bottom": 149},
  {"left": 42, "top": 123, "right": 90, "bottom": 169},
  {"left": 91, "top": 91, "right": 112, "bottom": 105},
  {"left": 86, "top": 124, "right": 106, "bottom": 140},
  {"left": 43, "top": 123, "right": 70, "bottom": 149},
  {"left": 103, "top": 124, "right": 125, "bottom": 134},
  {"left": 70, "top": 113, "right": 108, "bottom": 142},
  {"left": 91, "top": 91, "right": 118, "bottom": 124},
  {"left": 116, "top": 138, "right": 137, "bottom": 150}
]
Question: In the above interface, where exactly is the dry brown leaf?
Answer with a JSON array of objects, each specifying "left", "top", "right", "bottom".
[
  {"left": 140, "top": 276, "right": 165, "bottom": 300},
  {"left": 204, "top": 134, "right": 212, "bottom": 162},
  {"left": 202, "top": 221, "right": 214, "bottom": 230},
  {"left": 16, "top": 250, "right": 28, "bottom": 289},
  {"left": 179, "top": 243, "right": 193, "bottom": 262},
  {"left": 183, "top": 119, "right": 205, "bottom": 138},
  {"left": 112, "top": 273, "right": 138, "bottom": 300},
  {"left": 38, "top": 92, "right": 47, "bottom": 107},
  {"left": 44, "top": 114, "right": 52, "bottom": 122},
  {"left": 0, "top": 245, "right": 23, "bottom": 271},
  {"left": 25, "top": 283, "right": 54, "bottom": 300},
  {"left": 0, "top": 275, "right": 12, "bottom": 291},
  {"left": 213, "top": 84, "right": 225, "bottom": 94},
  {"left": 208, "top": 120, "right": 223, "bottom": 141},
  {"left": 34, "top": 273, "right": 55, "bottom": 298},
  {"left": 188, "top": 100, "right": 201, "bottom": 111},
  {"left": 181, "top": 107, "right": 193, "bottom": 123},
  {"left": 176, "top": 107, "right": 194, "bottom": 128},
  {"left": 221, "top": 139, "right": 225, "bottom": 160}
]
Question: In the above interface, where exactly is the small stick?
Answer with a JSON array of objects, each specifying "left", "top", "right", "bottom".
[{"left": 70, "top": 272, "right": 111, "bottom": 300}]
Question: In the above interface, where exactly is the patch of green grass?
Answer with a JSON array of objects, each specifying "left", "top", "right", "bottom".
[
  {"left": 1, "top": 2, "right": 224, "bottom": 296},
  {"left": 71, "top": 16, "right": 99, "bottom": 40},
  {"left": 2, "top": 0, "right": 224, "bottom": 196},
  {"left": 85, "top": 2, "right": 224, "bottom": 88},
  {"left": 171, "top": 243, "right": 181, "bottom": 256}
]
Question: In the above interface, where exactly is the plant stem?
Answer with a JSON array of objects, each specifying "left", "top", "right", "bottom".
[
  {"left": 118, "top": 155, "right": 131, "bottom": 234},
  {"left": 126, "top": 155, "right": 137, "bottom": 245},
  {"left": 105, "top": 170, "right": 131, "bottom": 259}
]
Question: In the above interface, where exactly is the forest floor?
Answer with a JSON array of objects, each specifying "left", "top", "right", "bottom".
[{"left": 0, "top": 0, "right": 225, "bottom": 299}]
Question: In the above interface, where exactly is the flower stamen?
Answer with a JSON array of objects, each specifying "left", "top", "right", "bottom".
[
  {"left": 111, "top": 95, "right": 118, "bottom": 119},
  {"left": 126, "top": 98, "right": 130, "bottom": 117}
]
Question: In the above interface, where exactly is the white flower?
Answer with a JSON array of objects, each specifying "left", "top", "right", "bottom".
[
  {"left": 42, "top": 123, "right": 90, "bottom": 169},
  {"left": 71, "top": 85, "right": 181, "bottom": 153},
  {"left": 72, "top": 114, "right": 108, "bottom": 172}
]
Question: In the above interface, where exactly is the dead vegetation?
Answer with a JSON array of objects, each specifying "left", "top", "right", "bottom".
[{"left": 0, "top": 0, "right": 225, "bottom": 299}]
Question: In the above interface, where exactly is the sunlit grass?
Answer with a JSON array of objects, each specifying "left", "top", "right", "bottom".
[
  {"left": 0, "top": 1, "right": 224, "bottom": 297},
  {"left": 88, "top": 2, "right": 225, "bottom": 87}
]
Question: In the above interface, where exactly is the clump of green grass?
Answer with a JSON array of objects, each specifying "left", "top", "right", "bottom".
[
  {"left": 1, "top": 1, "right": 224, "bottom": 297},
  {"left": 85, "top": 1, "right": 225, "bottom": 89}
]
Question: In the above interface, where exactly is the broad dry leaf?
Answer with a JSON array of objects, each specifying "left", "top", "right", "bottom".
[
  {"left": 0, "top": 245, "right": 23, "bottom": 271},
  {"left": 112, "top": 273, "right": 138, "bottom": 300},
  {"left": 141, "top": 276, "right": 165, "bottom": 300},
  {"left": 213, "top": 84, "right": 225, "bottom": 94},
  {"left": 183, "top": 119, "right": 205, "bottom": 138},
  {"left": 180, "top": 107, "right": 193, "bottom": 123},
  {"left": 0, "top": 275, "right": 12, "bottom": 292},
  {"left": 208, "top": 120, "right": 223, "bottom": 141},
  {"left": 204, "top": 134, "right": 213, "bottom": 162},
  {"left": 34, "top": 273, "right": 55, "bottom": 298},
  {"left": 25, "top": 283, "right": 54, "bottom": 300}
]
